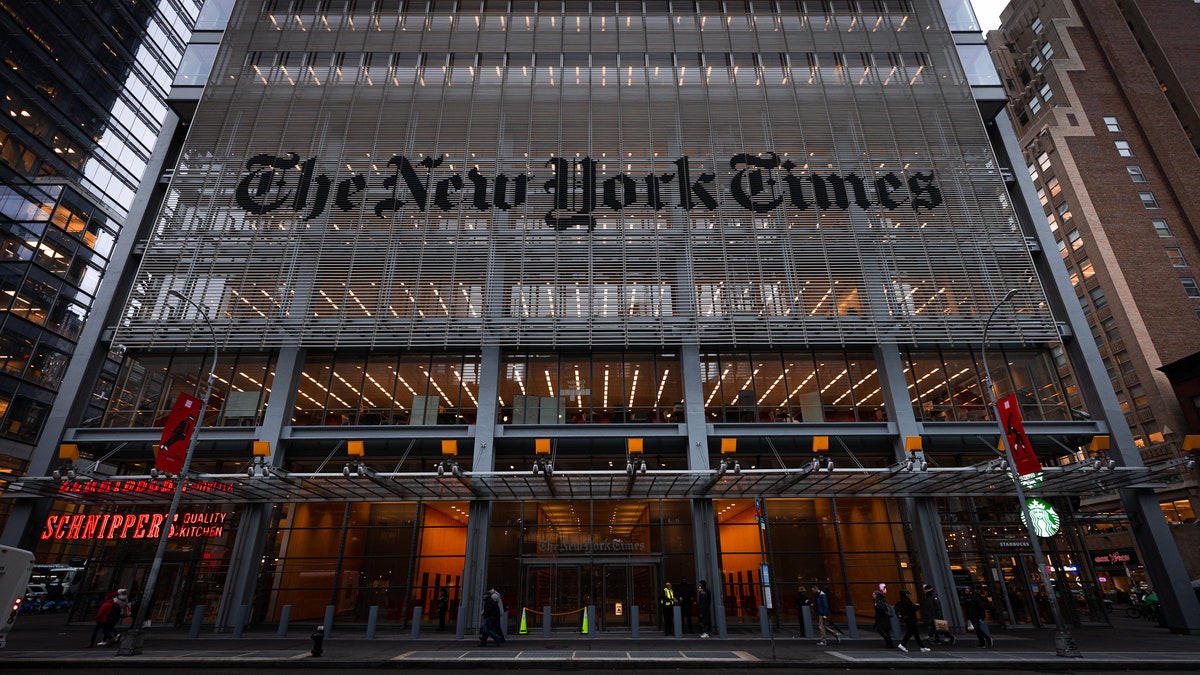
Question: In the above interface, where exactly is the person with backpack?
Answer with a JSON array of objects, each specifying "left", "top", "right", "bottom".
[
  {"left": 477, "top": 590, "right": 504, "bottom": 646},
  {"left": 88, "top": 592, "right": 118, "bottom": 647},
  {"left": 872, "top": 589, "right": 894, "bottom": 649},
  {"left": 895, "top": 588, "right": 931, "bottom": 652}
]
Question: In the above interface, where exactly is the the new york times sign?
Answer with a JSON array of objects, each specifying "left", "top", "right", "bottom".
[{"left": 236, "top": 151, "right": 943, "bottom": 230}]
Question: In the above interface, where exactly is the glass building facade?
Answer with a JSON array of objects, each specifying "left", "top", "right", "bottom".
[{"left": 6, "top": 0, "right": 1199, "bottom": 636}]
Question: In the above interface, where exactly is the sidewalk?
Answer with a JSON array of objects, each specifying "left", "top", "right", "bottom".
[{"left": 5, "top": 612, "right": 1200, "bottom": 669}]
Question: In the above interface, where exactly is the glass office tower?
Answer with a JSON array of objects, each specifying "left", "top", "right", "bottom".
[
  {"left": 6, "top": 0, "right": 1198, "bottom": 635},
  {"left": 0, "top": 0, "right": 204, "bottom": 528}
]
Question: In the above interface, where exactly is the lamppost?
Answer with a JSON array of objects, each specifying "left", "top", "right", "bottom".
[
  {"left": 981, "top": 289, "right": 1078, "bottom": 657},
  {"left": 119, "top": 289, "right": 218, "bottom": 655}
]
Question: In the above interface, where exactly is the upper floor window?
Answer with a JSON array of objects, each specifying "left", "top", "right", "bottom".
[
  {"left": 1040, "top": 42, "right": 1054, "bottom": 60},
  {"left": 1037, "top": 151, "right": 1052, "bottom": 171},
  {"left": 1166, "top": 248, "right": 1188, "bottom": 268},
  {"left": 1183, "top": 278, "right": 1200, "bottom": 299},
  {"left": 1039, "top": 82, "right": 1053, "bottom": 102},
  {"left": 1031, "top": 55, "right": 1043, "bottom": 72},
  {"left": 1115, "top": 140, "right": 1133, "bottom": 156},
  {"left": 1152, "top": 218, "right": 1174, "bottom": 238},
  {"left": 1139, "top": 191, "right": 1160, "bottom": 209},
  {"left": 1029, "top": 97, "right": 1042, "bottom": 115},
  {"left": 1066, "top": 228, "right": 1083, "bottom": 250},
  {"left": 1104, "top": 116, "right": 1121, "bottom": 132},
  {"left": 1126, "top": 165, "right": 1147, "bottom": 183},
  {"left": 1032, "top": 17, "right": 1044, "bottom": 34}
]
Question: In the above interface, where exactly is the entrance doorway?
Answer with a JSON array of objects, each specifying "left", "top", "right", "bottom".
[{"left": 522, "top": 560, "right": 658, "bottom": 633}]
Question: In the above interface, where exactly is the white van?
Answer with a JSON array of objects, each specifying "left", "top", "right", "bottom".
[{"left": 1, "top": 546, "right": 35, "bottom": 648}]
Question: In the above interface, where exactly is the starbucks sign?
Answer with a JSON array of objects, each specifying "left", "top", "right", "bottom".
[{"left": 1020, "top": 498, "right": 1061, "bottom": 537}]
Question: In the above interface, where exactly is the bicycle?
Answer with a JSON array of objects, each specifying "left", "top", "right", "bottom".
[{"left": 1125, "top": 603, "right": 1158, "bottom": 620}]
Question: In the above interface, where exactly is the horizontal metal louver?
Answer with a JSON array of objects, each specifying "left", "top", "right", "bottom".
[{"left": 115, "top": 1, "right": 1055, "bottom": 350}]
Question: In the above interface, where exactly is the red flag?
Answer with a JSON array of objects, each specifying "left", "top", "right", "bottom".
[
  {"left": 157, "top": 392, "right": 202, "bottom": 474},
  {"left": 998, "top": 393, "right": 1041, "bottom": 477}
]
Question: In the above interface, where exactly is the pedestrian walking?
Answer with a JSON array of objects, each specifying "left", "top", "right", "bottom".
[
  {"left": 921, "top": 584, "right": 953, "bottom": 644},
  {"left": 697, "top": 580, "right": 713, "bottom": 638},
  {"left": 661, "top": 581, "right": 677, "bottom": 635},
  {"left": 477, "top": 589, "right": 505, "bottom": 646},
  {"left": 88, "top": 592, "right": 119, "bottom": 647},
  {"left": 436, "top": 588, "right": 449, "bottom": 631},
  {"left": 895, "top": 588, "right": 930, "bottom": 652},
  {"left": 872, "top": 589, "right": 894, "bottom": 649},
  {"left": 677, "top": 577, "right": 695, "bottom": 633},
  {"left": 963, "top": 586, "right": 994, "bottom": 648},
  {"left": 811, "top": 585, "right": 833, "bottom": 645}
]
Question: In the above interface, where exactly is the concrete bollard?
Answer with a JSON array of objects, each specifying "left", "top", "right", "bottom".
[
  {"left": 631, "top": 605, "right": 640, "bottom": 639},
  {"left": 411, "top": 605, "right": 423, "bottom": 638},
  {"left": 188, "top": 605, "right": 205, "bottom": 639},
  {"left": 278, "top": 605, "right": 292, "bottom": 638},
  {"left": 543, "top": 605, "right": 552, "bottom": 638},
  {"left": 367, "top": 605, "right": 379, "bottom": 639},
  {"left": 759, "top": 606, "right": 770, "bottom": 639},
  {"left": 323, "top": 605, "right": 335, "bottom": 639},
  {"left": 801, "top": 604, "right": 813, "bottom": 638}
]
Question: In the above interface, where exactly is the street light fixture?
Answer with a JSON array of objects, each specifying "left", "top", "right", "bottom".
[
  {"left": 119, "top": 289, "right": 219, "bottom": 655},
  {"left": 981, "top": 289, "right": 1078, "bottom": 657}
]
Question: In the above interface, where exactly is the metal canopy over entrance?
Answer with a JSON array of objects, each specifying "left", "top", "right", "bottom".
[{"left": 2, "top": 460, "right": 1187, "bottom": 506}]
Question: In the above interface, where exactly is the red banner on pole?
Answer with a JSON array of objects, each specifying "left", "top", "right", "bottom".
[
  {"left": 998, "top": 393, "right": 1041, "bottom": 477},
  {"left": 157, "top": 392, "right": 202, "bottom": 474}
]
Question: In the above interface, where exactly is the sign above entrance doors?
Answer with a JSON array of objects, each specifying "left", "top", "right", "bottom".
[
  {"left": 537, "top": 538, "right": 647, "bottom": 554},
  {"left": 41, "top": 512, "right": 228, "bottom": 541}
]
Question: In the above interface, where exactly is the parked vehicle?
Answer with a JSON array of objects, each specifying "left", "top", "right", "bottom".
[{"left": 1, "top": 546, "right": 36, "bottom": 648}]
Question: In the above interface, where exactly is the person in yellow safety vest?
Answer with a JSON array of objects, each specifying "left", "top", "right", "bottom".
[{"left": 661, "top": 581, "right": 677, "bottom": 635}]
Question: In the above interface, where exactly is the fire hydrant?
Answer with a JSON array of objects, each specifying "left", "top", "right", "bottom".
[{"left": 310, "top": 625, "right": 325, "bottom": 657}]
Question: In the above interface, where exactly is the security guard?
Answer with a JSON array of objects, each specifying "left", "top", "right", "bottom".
[{"left": 661, "top": 581, "right": 677, "bottom": 635}]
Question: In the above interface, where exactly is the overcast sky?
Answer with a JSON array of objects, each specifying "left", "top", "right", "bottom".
[{"left": 971, "top": 0, "right": 1009, "bottom": 31}]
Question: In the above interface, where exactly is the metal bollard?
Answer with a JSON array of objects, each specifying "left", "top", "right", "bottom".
[
  {"left": 366, "top": 605, "right": 379, "bottom": 639},
  {"left": 310, "top": 625, "right": 325, "bottom": 657},
  {"left": 188, "top": 605, "right": 205, "bottom": 639},
  {"left": 233, "top": 604, "right": 249, "bottom": 638},
  {"left": 759, "top": 606, "right": 770, "bottom": 639},
  {"left": 543, "top": 605, "right": 552, "bottom": 638},
  {"left": 845, "top": 605, "right": 859, "bottom": 639},
  {"left": 631, "top": 605, "right": 640, "bottom": 639},
  {"left": 411, "top": 605, "right": 423, "bottom": 638},
  {"left": 673, "top": 605, "right": 683, "bottom": 638},
  {"left": 587, "top": 606, "right": 596, "bottom": 640},
  {"left": 801, "top": 605, "right": 813, "bottom": 638},
  {"left": 278, "top": 605, "right": 292, "bottom": 638},
  {"left": 323, "top": 605, "right": 335, "bottom": 639}
]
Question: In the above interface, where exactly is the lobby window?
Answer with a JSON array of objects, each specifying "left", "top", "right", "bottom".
[
  {"left": 1152, "top": 218, "right": 1174, "bottom": 238},
  {"left": 1138, "top": 191, "right": 1159, "bottom": 209},
  {"left": 1115, "top": 140, "right": 1133, "bottom": 156},
  {"left": 1126, "top": 165, "right": 1146, "bottom": 183},
  {"left": 1183, "top": 278, "right": 1200, "bottom": 299},
  {"left": 1166, "top": 248, "right": 1188, "bottom": 268},
  {"left": 1104, "top": 116, "right": 1121, "bottom": 132}
]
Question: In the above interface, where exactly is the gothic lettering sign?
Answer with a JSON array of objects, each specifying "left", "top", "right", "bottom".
[
  {"left": 235, "top": 151, "right": 944, "bottom": 229},
  {"left": 40, "top": 511, "right": 228, "bottom": 541},
  {"left": 536, "top": 538, "right": 647, "bottom": 554}
]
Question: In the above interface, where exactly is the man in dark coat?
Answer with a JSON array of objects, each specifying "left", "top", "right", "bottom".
[
  {"left": 872, "top": 589, "right": 894, "bottom": 649},
  {"left": 697, "top": 580, "right": 713, "bottom": 638},
  {"left": 895, "top": 588, "right": 930, "bottom": 652},
  {"left": 963, "top": 586, "right": 993, "bottom": 648}
]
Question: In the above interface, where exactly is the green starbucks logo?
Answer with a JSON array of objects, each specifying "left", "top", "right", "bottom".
[{"left": 1021, "top": 498, "right": 1061, "bottom": 537}]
